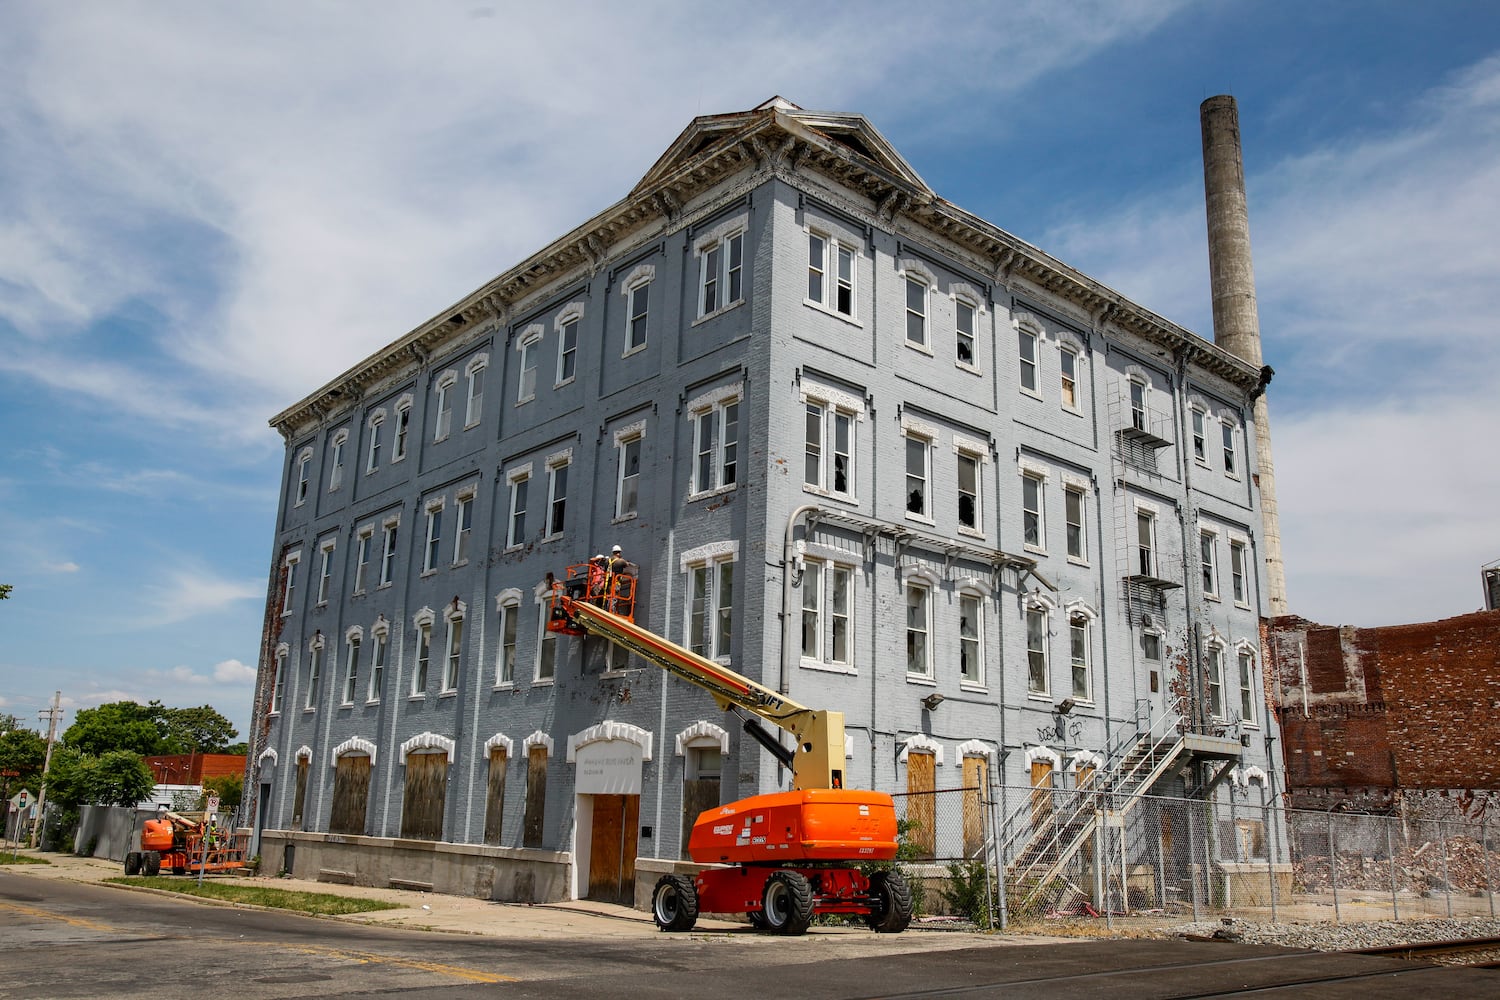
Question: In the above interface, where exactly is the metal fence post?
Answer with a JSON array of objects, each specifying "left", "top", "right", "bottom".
[
  {"left": 1261, "top": 785, "right": 1277, "bottom": 924},
  {"left": 1188, "top": 803, "right": 1201, "bottom": 922},
  {"left": 1385, "top": 817, "right": 1399, "bottom": 921},
  {"left": 1486, "top": 819, "right": 1496, "bottom": 920},
  {"left": 1328, "top": 810, "right": 1340, "bottom": 923},
  {"left": 1438, "top": 818, "right": 1453, "bottom": 919}
]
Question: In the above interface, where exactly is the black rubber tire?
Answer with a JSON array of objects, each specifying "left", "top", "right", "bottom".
[
  {"left": 866, "top": 869, "right": 913, "bottom": 933},
  {"left": 760, "top": 871, "right": 813, "bottom": 935},
  {"left": 142, "top": 851, "right": 161, "bottom": 877},
  {"left": 651, "top": 874, "right": 699, "bottom": 932},
  {"left": 172, "top": 865, "right": 187, "bottom": 876},
  {"left": 124, "top": 851, "right": 142, "bottom": 875},
  {"left": 747, "top": 908, "right": 769, "bottom": 930}
]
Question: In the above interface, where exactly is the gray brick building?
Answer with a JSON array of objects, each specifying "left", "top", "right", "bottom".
[{"left": 248, "top": 98, "right": 1280, "bottom": 906}]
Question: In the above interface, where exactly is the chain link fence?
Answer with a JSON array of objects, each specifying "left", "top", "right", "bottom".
[{"left": 892, "top": 782, "right": 1500, "bottom": 930}]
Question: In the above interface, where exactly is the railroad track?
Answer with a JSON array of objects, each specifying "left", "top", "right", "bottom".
[{"left": 1347, "top": 934, "right": 1500, "bottom": 968}]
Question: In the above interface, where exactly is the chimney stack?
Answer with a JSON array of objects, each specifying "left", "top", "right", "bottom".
[{"left": 1201, "top": 95, "right": 1288, "bottom": 616}]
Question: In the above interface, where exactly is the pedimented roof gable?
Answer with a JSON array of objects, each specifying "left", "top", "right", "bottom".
[{"left": 632, "top": 95, "right": 930, "bottom": 197}]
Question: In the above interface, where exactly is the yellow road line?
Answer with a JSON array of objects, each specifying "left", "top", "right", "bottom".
[{"left": 0, "top": 899, "right": 118, "bottom": 932}]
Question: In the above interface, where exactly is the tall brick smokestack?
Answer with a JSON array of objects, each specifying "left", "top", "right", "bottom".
[{"left": 1201, "top": 95, "right": 1287, "bottom": 616}]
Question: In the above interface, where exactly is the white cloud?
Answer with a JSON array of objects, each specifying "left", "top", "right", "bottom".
[
  {"left": 213, "top": 659, "right": 257, "bottom": 685},
  {"left": 139, "top": 569, "right": 261, "bottom": 627},
  {"left": 45, "top": 561, "right": 79, "bottom": 574},
  {"left": 1042, "top": 56, "right": 1500, "bottom": 626}
]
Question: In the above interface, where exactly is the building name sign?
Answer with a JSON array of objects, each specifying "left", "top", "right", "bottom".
[{"left": 575, "top": 740, "right": 642, "bottom": 795}]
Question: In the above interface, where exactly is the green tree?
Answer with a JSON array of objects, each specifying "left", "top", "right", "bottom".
[
  {"left": 0, "top": 583, "right": 11, "bottom": 600},
  {"left": 43, "top": 747, "right": 155, "bottom": 808},
  {"left": 63, "top": 702, "right": 163, "bottom": 756},
  {"left": 201, "top": 773, "right": 243, "bottom": 811},
  {"left": 0, "top": 726, "right": 46, "bottom": 793},
  {"left": 156, "top": 704, "right": 239, "bottom": 754}
]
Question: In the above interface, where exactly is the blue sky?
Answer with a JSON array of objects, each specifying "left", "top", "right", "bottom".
[{"left": 3, "top": 1, "right": 1498, "bottom": 738}]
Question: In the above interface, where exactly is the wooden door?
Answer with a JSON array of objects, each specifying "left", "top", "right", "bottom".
[
  {"left": 961, "top": 756, "right": 987, "bottom": 859},
  {"left": 906, "top": 752, "right": 936, "bottom": 860},
  {"left": 291, "top": 758, "right": 309, "bottom": 830},
  {"left": 1029, "top": 759, "right": 1055, "bottom": 829},
  {"left": 328, "top": 755, "right": 370, "bottom": 834},
  {"left": 587, "top": 794, "right": 640, "bottom": 904},
  {"left": 483, "top": 747, "right": 507, "bottom": 845}
]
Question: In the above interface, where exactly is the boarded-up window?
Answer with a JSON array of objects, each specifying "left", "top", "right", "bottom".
[
  {"left": 1234, "top": 818, "right": 1266, "bottom": 859},
  {"left": 400, "top": 750, "right": 448, "bottom": 840},
  {"left": 328, "top": 754, "right": 371, "bottom": 835},
  {"left": 522, "top": 745, "right": 547, "bottom": 848},
  {"left": 291, "top": 757, "right": 310, "bottom": 830},
  {"left": 906, "top": 751, "right": 936, "bottom": 861},
  {"left": 680, "top": 746, "right": 722, "bottom": 859},
  {"left": 483, "top": 747, "right": 508, "bottom": 846},
  {"left": 1029, "top": 759, "right": 1054, "bottom": 829},
  {"left": 961, "top": 755, "right": 988, "bottom": 859}
]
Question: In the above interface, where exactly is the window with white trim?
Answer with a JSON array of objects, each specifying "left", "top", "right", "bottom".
[
  {"left": 805, "top": 401, "right": 855, "bottom": 498},
  {"left": 956, "top": 299, "right": 977, "bottom": 367},
  {"left": 305, "top": 635, "right": 323, "bottom": 711},
  {"left": 807, "top": 231, "right": 854, "bottom": 316},
  {"left": 434, "top": 372, "right": 455, "bottom": 441},
  {"left": 959, "top": 592, "right": 983, "bottom": 685},
  {"left": 1135, "top": 508, "right": 1157, "bottom": 577},
  {"left": 342, "top": 632, "right": 361, "bottom": 705},
  {"left": 799, "top": 558, "right": 855, "bottom": 669},
  {"left": 1230, "top": 540, "right": 1249, "bottom": 606},
  {"left": 366, "top": 413, "right": 384, "bottom": 473},
  {"left": 1142, "top": 628, "right": 1162, "bottom": 692},
  {"left": 1222, "top": 420, "right": 1238, "bottom": 475},
  {"left": 556, "top": 316, "right": 578, "bottom": 386},
  {"left": 271, "top": 647, "right": 287, "bottom": 714},
  {"left": 904, "top": 434, "right": 930, "bottom": 518},
  {"left": 1206, "top": 640, "right": 1226, "bottom": 719},
  {"left": 1019, "top": 328, "right": 1039, "bottom": 393},
  {"left": 1200, "top": 529, "right": 1219, "bottom": 599},
  {"left": 616, "top": 433, "right": 642, "bottom": 518},
  {"left": 1191, "top": 406, "right": 1208, "bottom": 464},
  {"left": 507, "top": 469, "right": 529, "bottom": 547},
  {"left": 691, "top": 397, "right": 739, "bottom": 495},
  {"left": 464, "top": 357, "right": 486, "bottom": 429},
  {"left": 282, "top": 551, "right": 300, "bottom": 615},
  {"left": 295, "top": 449, "right": 312, "bottom": 506},
  {"left": 626, "top": 278, "right": 650, "bottom": 352},
  {"left": 905, "top": 275, "right": 928, "bottom": 348},
  {"left": 535, "top": 601, "right": 556, "bottom": 681},
  {"left": 379, "top": 521, "right": 398, "bottom": 586},
  {"left": 412, "top": 620, "right": 431, "bottom": 696},
  {"left": 1238, "top": 647, "right": 1257, "bottom": 725},
  {"left": 829, "top": 564, "right": 852, "bottom": 667},
  {"left": 957, "top": 450, "right": 981, "bottom": 531},
  {"left": 496, "top": 600, "right": 518, "bottom": 685},
  {"left": 1026, "top": 606, "right": 1048, "bottom": 695},
  {"left": 1060, "top": 347, "right": 1080, "bottom": 410},
  {"left": 905, "top": 582, "right": 932, "bottom": 678},
  {"left": 368, "top": 624, "right": 387, "bottom": 702},
  {"left": 1129, "top": 377, "right": 1148, "bottom": 431},
  {"left": 800, "top": 559, "right": 822, "bottom": 661},
  {"left": 699, "top": 231, "right": 744, "bottom": 316},
  {"left": 1022, "top": 473, "right": 1045, "bottom": 550},
  {"left": 393, "top": 400, "right": 411, "bottom": 461},
  {"left": 454, "top": 493, "right": 473, "bottom": 564},
  {"left": 422, "top": 500, "right": 443, "bottom": 574},
  {"left": 316, "top": 539, "right": 335, "bottom": 604},
  {"left": 1069, "top": 613, "right": 1091, "bottom": 701},
  {"left": 442, "top": 609, "right": 464, "bottom": 693},
  {"left": 1065, "top": 486, "right": 1087, "bottom": 561},
  {"left": 517, "top": 334, "right": 540, "bottom": 403},
  {"left": 687, "top": 553, "right": 735, "bottom": 660},
  {"left": 328, "top": 430, "right": 348, "bottom": 492},
  {"left": 546, "top": 456, "right": 569, "bottom": 538}
]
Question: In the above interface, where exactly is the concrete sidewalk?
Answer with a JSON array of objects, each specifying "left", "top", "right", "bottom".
[{"left": 2, "top": 850, "right": 1018, "bottom": 945}]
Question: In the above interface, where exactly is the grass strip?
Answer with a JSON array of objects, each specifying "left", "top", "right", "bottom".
[
  {"left": 0, "top": 851, "right": 48, "bottom": 865},
  {"left": 105, "top": 876, "right": 403, "bottom": 916}
]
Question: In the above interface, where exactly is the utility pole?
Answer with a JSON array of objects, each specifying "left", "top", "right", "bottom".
[{"left": 30, "top": 692, "right": 62, "bottom": 849}]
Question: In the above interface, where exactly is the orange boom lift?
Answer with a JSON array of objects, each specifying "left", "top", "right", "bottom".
[
  {"left": 125, "top": 810, "right": 246, "bottom": 877},
  {"left": 548, "top": 565, "right": 911, "bottom": 934}
]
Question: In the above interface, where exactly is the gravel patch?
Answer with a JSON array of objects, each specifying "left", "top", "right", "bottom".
[{"left": 1161, "top": 916, "right": 1500, "bottom": 951}]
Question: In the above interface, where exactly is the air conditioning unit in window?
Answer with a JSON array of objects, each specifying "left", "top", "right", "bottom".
[
  {"left": 1140, "top": 613, "right": 1155, "bottom": 629},
  {"left": 1240, "top": 734, "right": 1252, "bottom": 747}
]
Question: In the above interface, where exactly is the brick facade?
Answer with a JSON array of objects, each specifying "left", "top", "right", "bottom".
[{"left": 1266, "top": 609, "right": 1500, "bottom": 815}]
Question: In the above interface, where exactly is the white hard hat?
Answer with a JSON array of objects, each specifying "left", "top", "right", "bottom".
[{"left": 611, "top": 545, "right": 622, "bottom": 553}]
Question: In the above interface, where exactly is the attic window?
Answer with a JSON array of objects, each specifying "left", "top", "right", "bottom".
[
  {"left": 691, "top": 135, "right": 721, "bottom": 157},
  {"left": 449, "top": 314, "right": 465, "bottom": 327},
  {"left": 834, "top": 134, "right": 876, "bottom": 161}
]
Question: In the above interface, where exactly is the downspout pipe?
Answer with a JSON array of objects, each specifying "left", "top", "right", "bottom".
[{"left": 781, "top": 505, "right": 820, "bottom": 696}]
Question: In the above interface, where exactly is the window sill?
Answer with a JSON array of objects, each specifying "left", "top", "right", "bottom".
[
  {"left": 515, "top": 397, "right": 535, "bottom": 407},
  {"left": 1204, "top": 593, "right": 1221, "bottom": 603},
  {"left": 1194, "top": 458, "right": 1210, "bottom": 469},
  {"left": 1027, "top": 693, "right": 1053, "bottom": 704},
  {"left": 622, "top": 343, "right": 647, "bottom": 359},
  {"left": 365, "top": 468, "right": 378, "bottom": 476},
  {"left": 957, "top": 527, "right": 986, "bottom": 541},
  {"left": 364, "top": 699, "right": 380, "bottom": 706},
  {"left": 691, "top": 298, "right": 745, "bottom": 327},
  {"left": 904, "top": 513, "right": 936, "bottom": 528},
  {"left": 611, "top": 512, "right": 639, "bottom": 525},
  {"left": 802, "top": 299, "right": 862, "bottom": 327},
  {"left": 316, "top": 600, "right": 328, "bottom": 609},
  {"left": 802, "top": 484, "right": 859, "bottom": 506},
  {"left": 905, "top": 674, "right": 937, "bottom": 686},
  {"left": 531, "top": 678, "right": 556, "bottom": 687},
  {"left": 1062, "top": 404, "right": 1084, "bottom": 417},
  {"left": 493, "top": 682, "right": 515, "bottom": 691},
  {"left": 505, "top": 544, "right": 524, "bottom": 553},
  {"left": 905, "top": 341, "right": 934, "bottom": 357},
  {"left": 432, "top": 434, "right": 450, "bottom": 445},
  {"left": 377, "top": 582, "right": 393, "bottom": 591},
  {"left": 959, "top": 682, "right": 987, "bottom": 694},
  {"left": 1024, "top": 544, "right": 1046, "bottom": 556},
  {"left": 554, "top": 377, "right": 576, "bottom": 390},
  {"left": 451, "top": 559, "right": 469, "bottom": 569},
  {"left": 303, "top": 708, "right": 317, "bottom": 714},
  {"left": 338, "top": 701, "right": 354, "bottom": 709},
  {"left": 1234, "top": 601, "right": 1252, "bottom": 611},
  {"left": 407, "top": 694, "right": 426, "bottom": 701},
  {"left": 688, "top": 483, "right": 738, "bottom": 503},
  {"left": 267, "top": 710, "right": 280, "bottom": 718},
  {"left": 601, "top": 668, "right": 643, "bottom": 679},
  {"left": 438, "top": 690, "right": 457, "bottom": 699},
  {"left": 1067, "top": 557, "right": 1090, "bottom": 568},
  {"left": 1225, "top": 473, "right": 1242, "bottom": 482},
  {"left": 420, "top": 569, "right": 438, "bottom": 579},
  {"left": 800, "top": 659, "right": 857, "bottom": 676},
  {"left": 392, "top": 455, "right": 408, "bottom": 464},
  {"left": 1018, "top": 386, "right": 1044, "bottom": 401}
]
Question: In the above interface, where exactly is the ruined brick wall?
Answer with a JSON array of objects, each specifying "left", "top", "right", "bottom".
[{"left": 1266, "top": 610, "right": 1500, "bottom": 807}]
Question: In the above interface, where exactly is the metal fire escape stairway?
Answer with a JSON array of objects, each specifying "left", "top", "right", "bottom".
[{"left": 1002, "top": 710, "right": 1242, "bottom": 911}]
